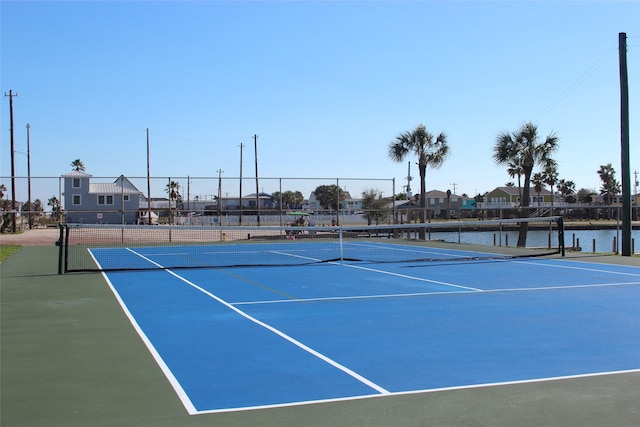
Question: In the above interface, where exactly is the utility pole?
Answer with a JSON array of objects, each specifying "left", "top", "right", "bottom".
[
  {"left": 239, "top": 143, "right": 244, "bottom": 225},
  {"left": 405, "top": 162, "right": 412, "bottom": 198},
  {"left": 26, "top": 123, "right": 32, "bottom": 229},
  {"left": 5, "top": 90, "right": 17, "bottom": 233},
  {"left": 450, "top": 182, "right": 458, "bottom": 195},
  {"left": 254, "top": 134, "right": 260, "bottom": 226},
  {"left": 217, "top": 169, "right": 224, "bottom": 220},
  {"left": 619, "top": 32, "right": 631, "bottom": 256}
]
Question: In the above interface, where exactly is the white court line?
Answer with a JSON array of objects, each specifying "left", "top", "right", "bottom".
[
  {"left": 343, "top": 263, "right": 483, "bottom": 291},
  {"left": 234, "top": 281, "right": 640, "bottom": 306},
  {"left": 88, "top": 249, "right": 198, "bottom": 415},
  {"left": 234, "top": 289, "right": 478, "bottom": 305},
  {"left": 195, "top": 367, "right": 640, "bottom": 414},
  {"left": 98, "top": 248, "right": 640, "bottom": 415},
  {"left": 481, "top": 280, "right": 640, "bottom": 294},
  {"left": 271, "top": 250, "right": 482, "bottom": 292},
  {"left": 516, "top": 259, "right": 640, "bottom": 277},
  {"left": 123, "top": 247, "right": 390, "bottom": 398}
]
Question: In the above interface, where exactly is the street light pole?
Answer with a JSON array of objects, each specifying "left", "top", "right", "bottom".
[
  {"left": 239, "top": 143, "right": 244, "bottom": 225},
  {"left": 254, "top": 134, "right": 260, "bottom": 226}
]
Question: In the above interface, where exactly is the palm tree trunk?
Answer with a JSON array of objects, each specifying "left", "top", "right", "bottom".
[
  {"left": 518, "top": 174, "right": 532, "bottom": 247},
  {"left": 419, "top": 163, "right": 427, "bottom": 240}
]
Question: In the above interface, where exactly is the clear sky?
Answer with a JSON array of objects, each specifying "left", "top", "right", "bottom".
[{"left": 1, "top": 0, "right": 638, "bottom": 204}]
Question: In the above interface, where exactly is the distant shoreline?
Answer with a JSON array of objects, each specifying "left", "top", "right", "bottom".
[{"left": 563, "top": 220, "right": 640, "bottom": 230}]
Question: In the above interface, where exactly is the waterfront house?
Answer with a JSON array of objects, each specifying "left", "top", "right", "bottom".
[{"left": 482, "top": 186, "right": 555, "bottom": 208}]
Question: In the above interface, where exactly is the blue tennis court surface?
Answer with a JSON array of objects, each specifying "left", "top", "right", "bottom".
[{"left": 94, "top": 243, "right": 640, "bottom": 414}]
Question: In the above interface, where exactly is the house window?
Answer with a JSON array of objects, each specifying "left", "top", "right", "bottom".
[
  {"left": 72, "top": 178, "right": 81, "bottom": 188},
  {"left": 73, "top": 195, "right": 81, "bottom": 205},
  {"left": 97, "top": 195, "right": 114, "bottom": 205},
  {"left": 123, "top": 195, "right": 130, "bottom": 202}
]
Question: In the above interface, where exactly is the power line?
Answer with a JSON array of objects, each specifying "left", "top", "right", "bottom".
[{"left": 533, "top": 44, "right": 616, "bottom": 122}]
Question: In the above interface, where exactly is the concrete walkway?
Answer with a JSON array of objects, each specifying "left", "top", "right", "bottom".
[{"left": 0, "top": 228, "right": 61, "bottom": 246}]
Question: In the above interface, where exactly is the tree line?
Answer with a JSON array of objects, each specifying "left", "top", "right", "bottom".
[{"left": 387, "top": 121, "right": 623, "bottom": 246}]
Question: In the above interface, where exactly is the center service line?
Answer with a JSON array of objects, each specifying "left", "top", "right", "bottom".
[{"left": 271, "top": 250, "right": 483, "bottom": 292}]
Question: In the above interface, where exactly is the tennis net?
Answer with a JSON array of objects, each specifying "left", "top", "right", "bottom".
[{"left": 58, "top": 216, "right": 565, "bottom": 273}]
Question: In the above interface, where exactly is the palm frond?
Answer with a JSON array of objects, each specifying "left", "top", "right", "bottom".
[{"left": 493, "top": 131, "right": 517, "bottom": 164}]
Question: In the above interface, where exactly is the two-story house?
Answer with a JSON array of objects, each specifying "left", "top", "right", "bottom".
[
  {"left": 401, "top": 190, "right": 475, "bottom": 219},
  {"left": 62, "top": 172, "right": 144, "bottom": 224},
  {"left": 482, "top": 186, "right": 555, "bottom": 208}
]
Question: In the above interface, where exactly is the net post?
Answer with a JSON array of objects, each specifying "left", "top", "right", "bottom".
[
  {"left": 339, "top": 226, "right": 344, "bottom": 264},
  {"left": 556, "top": 216, "right": 565, "bottom": 256},
  {"left": 64, "top": 224, "right": 71, "bottom": 272},
  {"left": 57, "top": 224, "right": 64, "bottom": 274}
]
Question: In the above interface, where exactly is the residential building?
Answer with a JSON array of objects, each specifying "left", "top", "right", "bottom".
[
  {"left": 62, "top": 172, "right": 144, "bottom": 224},
  {"left": 481, "top": 186, "right": 556, "bottom": 209},
  {"left": 394, "top": 190, "right": 475, "bottom": 220}
]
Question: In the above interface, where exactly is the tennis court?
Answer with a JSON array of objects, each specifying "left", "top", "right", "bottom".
[{"left": 90, "top": 237, "right": 640, "bottom": 415}]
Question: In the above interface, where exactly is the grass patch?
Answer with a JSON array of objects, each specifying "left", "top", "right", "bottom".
[{"left": 0, "top": 245, "right": 22, "bottom": 262}]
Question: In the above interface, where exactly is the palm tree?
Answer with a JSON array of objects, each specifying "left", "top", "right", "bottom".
[
  {"left": 542, "top": 160, "right": 558, "bottom": 212},
  {"left": 532, "top": 172, "right": 545, "bottom": 208},
  {"left": 493, "top": 122, "right": 558, "bottom": 247},
  {"left": 165, "top": 181, "right": 181, "bottom": 203},
  {"left": 597, "top": 163, "right": 621, "bottom": 219},
  {"left": 165, "top": 181, "right": 181, "bottom": 224},
  {"left": 597, "top": 164, "right": 620, "bottom": 205},
  {"left": 48, "top": 196, "right": 61, "bottom": 221},
  {"left": 507, "top": 157, "right": 524, "bottom": 204},
  {"left": 70, "top": 159, "right": 85, "bottom": 172},
  {"left": 389, "top": 124, "right": 449, "bottom": 239},
  {"left": 557, "top": 179, "right": 576, "bottom": 203}
]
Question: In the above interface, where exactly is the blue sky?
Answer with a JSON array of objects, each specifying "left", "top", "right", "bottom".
[{"left": 1, "top": 0, "right": 638, "bottom": 203}]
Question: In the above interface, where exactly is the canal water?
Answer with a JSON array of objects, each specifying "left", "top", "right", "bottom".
[{"left": 427, "top": 228, "right": 640, "bottom": 254}]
